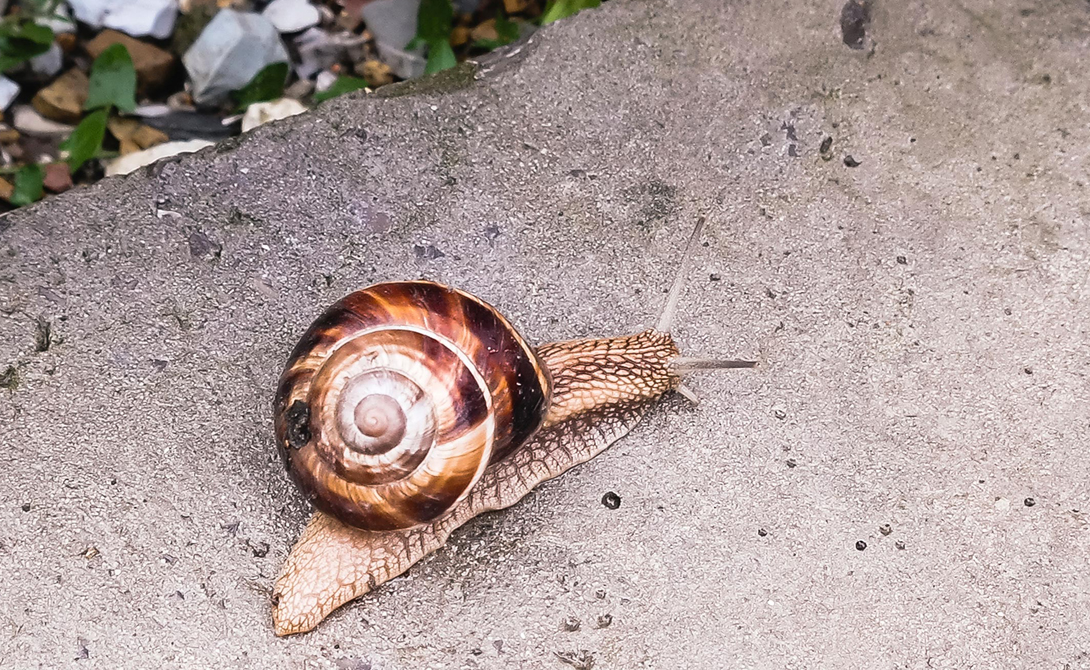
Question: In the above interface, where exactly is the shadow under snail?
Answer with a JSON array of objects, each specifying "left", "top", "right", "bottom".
[{"left": 270, "top": 217, "right": 756, "bottom": 635}]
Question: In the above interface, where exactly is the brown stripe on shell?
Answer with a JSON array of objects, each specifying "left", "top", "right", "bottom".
[{"left": 273, "top": 280, "right": 551, "bottom": 531}]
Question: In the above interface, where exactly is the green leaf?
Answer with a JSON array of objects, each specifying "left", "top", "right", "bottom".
[
  {"left": 85, "top": 43, "right": 137, "bottom": 112},
  {"left": 313, "top": 76, "right": 369, "bottom": 103},
  {"left": 415, "top": 0, "right": 453, "bottom": 44},
  {"left": 10, "top": 164, "right": 43, "bottom": 206},
  {"left": 59, "top": 109, "right": 108, "bottom": 172},
  {"left": 232, "top": 62, "right": 289, "bottom": 111},
  {"left": 424, "top": 39, "right": 456, "bottom": 75},
  {"left": 540, "top": 0, "right": 600, "bottom": 24},
  {"left": 0, "top": 19, "right": 54, "bottom": 72}
]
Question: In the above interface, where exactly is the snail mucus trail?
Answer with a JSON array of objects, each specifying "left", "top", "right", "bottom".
[{"left": 270, "top": 217, "right": 756, "bottom": 636}]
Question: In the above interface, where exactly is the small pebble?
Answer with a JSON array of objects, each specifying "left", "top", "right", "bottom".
[
  {"left": 594, "top": 589, "right": 606, "bottom": 600},
  {"left": 786, "top": 459, "right": 797, "bottom": 468},
  {"left": 896, "top": 255, "right": 907, "bottom": 265},
  {"left": 844, "top": 155, "right": 861, "bottom": 167},
  {"left": 596, "top": 614, "right": 612, "bottom": 628},
  {"left": 895, "top": 540, "right": 906, "bottom": 550},
  {"left": 21, "top": 503, "right": 30, "bottom": 512},
  {"left": 709, "top": 273, "right": 721, "bottom": 281},
  {"left": 601, "top": 491, "right": 621, "bottom": 509},
  {"left": 1024, "top": 497, "right": 1036, "bottom": 507},
  {"left": 879, "top": 523, "right": 892, "bottom": 536},
  {"left": 757, "top": 528, "right": 768, "bottom": 537},
  {"left": 855, "top": 540, "right": 867, "bottom": 551},
  {"left": 772, "top": 408, "right": 787, "bottom": 420},
  {"left": 561, "top": 616, "right": 580, "bottom": 632}
]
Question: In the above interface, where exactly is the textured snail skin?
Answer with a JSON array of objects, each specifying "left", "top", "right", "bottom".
[{"left": 271, "top": 330, "right": 681, "bottom": 636}]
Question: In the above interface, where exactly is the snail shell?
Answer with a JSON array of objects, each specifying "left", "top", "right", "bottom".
[{"left": 273, "top": 281, "right": 552, "bottom": 531}]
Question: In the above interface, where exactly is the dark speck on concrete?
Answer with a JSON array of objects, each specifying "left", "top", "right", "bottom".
[
  {"left": 710, "top": 273, "right": 721, "bottom": 281},
  {"left": 1024, "top": 497, "right": 1036, "bottom": 507},
  {"left": 820, "top": 136, "right": 833, "bottom": 155},
  {"left": 21, "top": 503, "right": 30, "bottom": 512},
  {"left": 844, "top": 155, "right": 861, "bottom": 167},
  {"left": 34, "top": 317, "right": 52, "bottom": 352},
  {"left": 413, "top": 244, "right": 445, "bottom": 261},
  {"left": 879, "top": 524, "right": 893, "bottom": 535},
  {"left": 840, "top": 0, "right": 871, "bottom": 49},
  {"left": 76, "top": 637, "right": 90, "bottom": 660},
  {"left": 895, "top": 540, "right": 907, "bottom": 550},
  {"left": 601, "top": 491, "right": 621, "bottom": 509},
  {"left": 596, "top": 614, "right": 612, "bottom": 628},
  {"left": 1, "top": 365, "right": 18, "bottom": 391},
  {"left": 896, "top": 255, "right": 907, "bottom": 265},
  {"left": 856, "top": 540, "right": 867, "bottom": 551},
  {"left": 188, "top": 230, "right": 222, "bottom": 261},
  {"left": 758, "top": 528, "right": 768, "bottom": 537},
  {"left": 484, "top": 224, "right": 501, "bottom": 247},
  {"left": 760, "top": 133, "right": 772, "bottom": 147},
  {"left": 786, "top": 458, "right": 797, "bottom": 468},
  {"left": 554, "top": 650, "right": 595, "bottom": 670},
  {"left": 251, "top": 541, "right": 270, "bottom": 558},
  {"left": 773, "top": 408, "right": 787, "bottom": 420},
  {"left": 561, "top": 616, "right": 581, "bottom": 632}
]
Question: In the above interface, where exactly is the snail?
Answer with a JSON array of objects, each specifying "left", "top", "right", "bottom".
[{"left": 270, "top": 217, "right": 756, "bottom": 635}]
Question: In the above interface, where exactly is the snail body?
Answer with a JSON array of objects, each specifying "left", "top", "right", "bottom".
[{"left": 270, "top": 218, "right": 755, "bottom": 636}]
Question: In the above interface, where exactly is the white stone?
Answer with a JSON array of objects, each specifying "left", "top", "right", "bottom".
[
  {"left": 240, "top": 98, "right": 307, "bottom": 132},
  {"left": 314, "top": 70, "right": 336, "bottom": 93},
  {"left": 360, "top": 0, "right": 426, "bottom": 80},
  {"left": 262, "top": 0, "right": 320, "bottom": 34},
  {"left": 102, "top": 0, "right": 178, "bottom": 39},
  {"left": 70, "top": 0, "right": 178, "bottom": 38},
  {"left": 183, "top": 10, "right": 290, "bottom": 105},
  {"left": 27, "top": 43, "right": 63, "bottom": 80},
  {"left": 12, "top": 105, "right": 74, "bottom": 137},
  {"left": 0, "top": 76, "right": 18, "bottom": 111},
  {"left": 105, "top": 139, "right": 215, "bottom": 177},
  {"left": 31, "top": 1, "right": 75, "bottom": 34}
]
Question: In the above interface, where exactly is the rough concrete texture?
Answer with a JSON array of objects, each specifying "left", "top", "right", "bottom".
[{"left": 2, "top": 0, "right": 1089, "bottom": 667}]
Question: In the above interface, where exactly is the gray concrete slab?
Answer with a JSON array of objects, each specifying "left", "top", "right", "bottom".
[{"left": 2, "top": 0, "right": 1089, "bottom": 667}]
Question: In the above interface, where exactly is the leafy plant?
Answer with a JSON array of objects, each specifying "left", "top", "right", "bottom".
[
  {"left": 233, "top": 62, "right": 289, "bottom": 111},
  {"left": 0, "top": 18, "right": 53, "bottom": 72},
  {"left": 59, "top": 109, "right": 108, "bottom": 172},
  {"left": 540, "top": 0, "right": 601, "bottom": 24},
  {"left": 85, "top": 44, "right": 137, "bottom": 113},
  {"left": 313, "top": 76, "right": 369, "bottom": 103},
  {"left": 410, "top": 0, "right": 456, "bottom": 75},
  {"left": 56, "top": 43, "right": 138, "bottom": 176},
  {"left": 10, "top": 164, "right": 43, "bottom": 206},
  {"left": 472, "top": 11, "right": 520, "bottom": 50}
]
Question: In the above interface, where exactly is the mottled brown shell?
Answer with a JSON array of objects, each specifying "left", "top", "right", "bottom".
[{"left": 273, "top": 281, "right": 552, "bottom": 531}]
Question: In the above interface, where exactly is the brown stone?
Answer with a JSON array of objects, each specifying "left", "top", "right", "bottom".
[
  {"left": 470, "top": 19, "right": 499, "bottom": 43},
  {"left": 355, "top": 60, "right": 394, "bottom": 87},
  {"left": 450, "top": 26, "right": 469, "bottom": 47},
  {"left": 0, "top": 178, "right": 13, "bottom": 201},
  {"left": 85, "top": 30, "right": 176, "bottom": 94},
  {"left": 108, "top": 118, "right": 141, "bottom": 142},
  {"left": 119, "top": 138, "right": 141, "bottom": 155},
  {"left": 503, "top": 0, "right": 529, "bottom": 13},
  {"left": 32, "top": 68, "right": 89, "bottom": 124},
  {"left": 56, "top": 32, "right": 78, "bottom": 54},
  {"left": 0, "top": 127, "right": 19, "bottom": 144},
  {"left": 132, "top": 125, "right": 168, "bottom": 149},
  {"left": 43, "top": 163, "right": 72, "bottom": 193}
]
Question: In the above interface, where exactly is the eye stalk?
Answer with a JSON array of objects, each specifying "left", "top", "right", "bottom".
[{"left": 654, "top": 215, "right": 758, "bottom": 405}]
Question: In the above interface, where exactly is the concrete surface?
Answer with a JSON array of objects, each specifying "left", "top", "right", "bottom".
[{"left": 2, "top": 0, "right": 1089, "bottom": 667}]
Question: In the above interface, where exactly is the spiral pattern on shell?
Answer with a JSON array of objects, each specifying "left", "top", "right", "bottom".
[{"left": 274, "top": 281, "right": 552, "bottom": 531}]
